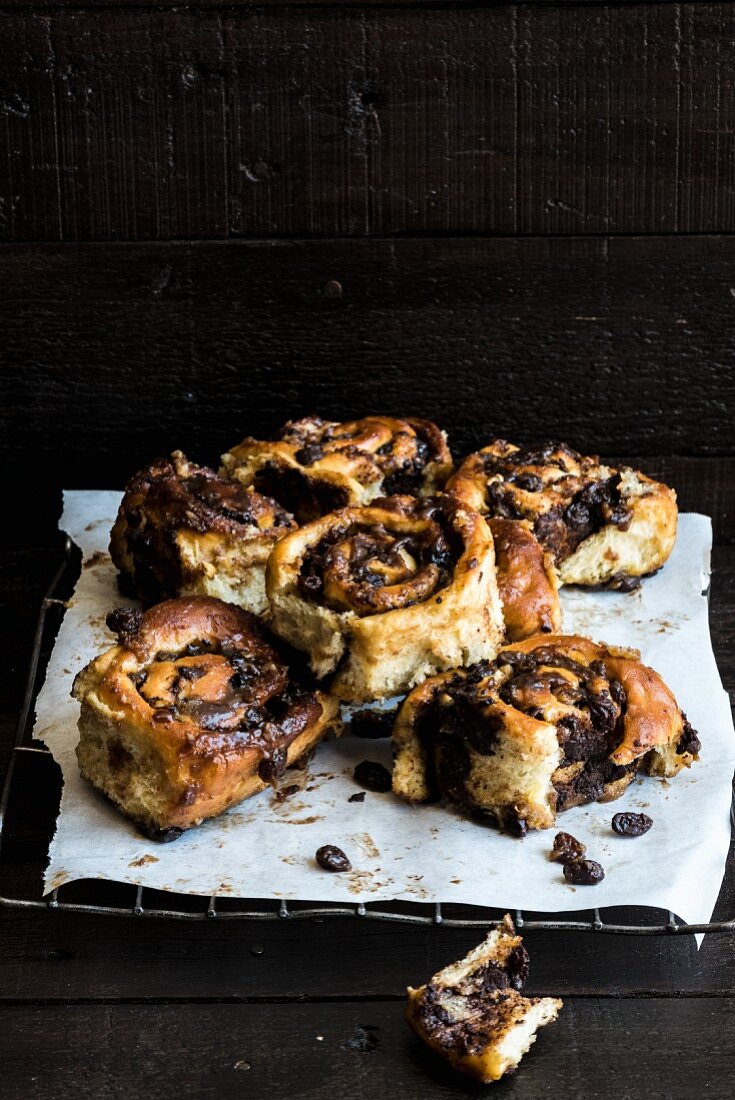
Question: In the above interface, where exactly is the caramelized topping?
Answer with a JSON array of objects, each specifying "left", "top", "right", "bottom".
[
  {"left": 452, "top": 439, "right": 634, "bottom": 564},
  {"left": 110, "top": 451, "right": 296, "bottom": 606},
  {"left": 112, "top": 599, "right": 322, "bottom": 771},
  {"left": 297, "top": 502, "right": 461, "bottom": 616}
]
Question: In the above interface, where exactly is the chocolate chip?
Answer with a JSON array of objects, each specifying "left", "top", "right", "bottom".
[
  {"left": 349, "top": 709, "right": 396, "bottom": 739},
  {"left": 315, "top": 845, "right": 352, "bottom": 872},
  {"left": 353, "top": 760, "right": 392, "bottom": 793},
  {"left": 563, "top": 859, "right": 605, "bottom": 886},
  {"left": 565, "top": 501, "right": 590, "bottom": 529},
  {"left": 611, "top": 812, "right": 653, "bottom": 837},
  {"left": 348, "top": 792, "right": 366, "bottom": 803},
  {"left": 549, "top": 831, "right": 586, "bottom": 863}
]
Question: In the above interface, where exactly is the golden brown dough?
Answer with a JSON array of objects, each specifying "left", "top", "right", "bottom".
[
  {"left": 72, "top": 597, "right": 341, "bottom": 839},
  {"left": 266, "top": 497, "right": 505, "bottom": 702},
  {"left": 110, "top": 452, "right": 296, "bottom": 615},
  {"left": 448, "top": 440, "right": 677, "bottom": 587},
  {"left": 407, "top": 915, "right": 562, "bottom": 1084},
  {"left": 393, "top": 633, "right": 699, "bottom": 832},
  {"left": 488, "top": 518, "right": 561, "bottom": 641},
  {"left": 221, "top": 415, "right": 453, "bottom": 523}
]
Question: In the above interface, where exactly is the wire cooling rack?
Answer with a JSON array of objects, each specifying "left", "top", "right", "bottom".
[{"left": 1, "top": 535, "right": 734, "bottom": 935}]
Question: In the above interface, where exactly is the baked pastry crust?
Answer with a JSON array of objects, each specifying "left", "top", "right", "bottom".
[
  {"left": 221, "top": 415, "right": 453, "bottom": 523},
  {"left": 489, "top": 517, "right": 561, "bottom": 641},
  {"left": 265, "top": 497, "right": 505, "bottom": 702},
  {"left": 110, "top": 451, "right": 296, "bottom": 615},
  {"left": 72, "top": 597, "right": 341, "bottom": 839},
  {"left": 393, "top": 633, "right": 699, "bottom": 831},
  {"left": 407, "top": 915, "right": 562, "bottom": 1084},
  {"left": 448, "top": 439, "right": 678, "bottom": 587}
]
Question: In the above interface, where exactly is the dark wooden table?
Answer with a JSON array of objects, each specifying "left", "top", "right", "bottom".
[{"left": 4, "top": 0, "right": 735, "bottom": 1092}]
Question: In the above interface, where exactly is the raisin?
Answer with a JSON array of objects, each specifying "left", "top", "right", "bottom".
[
  {"left": 315, "top": 845, "right": 352, "bottom": 873},
  {"left": 611, "top": 812, "right": 653, "bottom": 837},
  {"left": 563, "top": 859, "right": 605, "bottom": 886},
  {"left": 295, "top": 444, "right": 325, "bottom": 466},
  {"left": 549, "top": 831, "right": 586, "bottom": 863},
  {"left": 106, "top": 607, "right": 143, "bottom": 643},
  {"left": 676, "top": 719, "right": 701, "bottom": 757},
  {"left": 353, "top": 760, "right": 392, "bottom": 793},
  {"left": 258, "top": 748, "right": 287, "bottom": 784},
  {"left": 513, "top": 473, "right": 543, "bottom": 493},
  {"left": 348, "top": 792, "right": 366, "bottom": 803}
]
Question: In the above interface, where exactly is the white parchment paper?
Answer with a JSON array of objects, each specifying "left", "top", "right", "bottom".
[{"left": 36, "top": 491, "right": 734, "bottom": 924}]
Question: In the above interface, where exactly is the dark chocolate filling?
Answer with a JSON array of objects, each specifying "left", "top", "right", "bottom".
[
  {"left": 480, "top": 443, "right": 633, "bottom": 564},
  {"left": 297, "top": 508, "right": 460, "bottom": 615},
  {"left": 253, "top": 463, "right": 350, "bottom": 524}
]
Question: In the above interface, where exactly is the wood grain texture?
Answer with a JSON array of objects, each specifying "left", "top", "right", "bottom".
[
  {"left": 3, "top": 999, "right": 735, "bottom": 1100},
  {"left": 3, "top": 5, "right": 735, "bottom": 239},
  {"left": 4, "top": 236, "right": 735, "bottom": 488}
]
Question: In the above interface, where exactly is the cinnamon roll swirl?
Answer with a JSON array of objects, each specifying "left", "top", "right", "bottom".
[
  {"left": 393, "top": 634, "right": 699, "bottom": 832},
  {"left": 377, "top": 499, "right": 562, "bottom": 643},
  {"left": 448, "top": 440, "right": 677, "bottom": 587},
  {"left": 110, "top": 451, "right": 296, "bottom": 615},
  {"left": 72, "top": 597, "right": 340, "bottom": 839},
  {"left": 265, "top": 498, "right": 505, "bottom": 702},
  {"left": 221, "top": 415, "right": 452, "bottom": 523}
]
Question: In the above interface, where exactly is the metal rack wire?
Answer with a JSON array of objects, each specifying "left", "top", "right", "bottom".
[{"left": 1, "top": 535, "right": 733, "bottom": 935}]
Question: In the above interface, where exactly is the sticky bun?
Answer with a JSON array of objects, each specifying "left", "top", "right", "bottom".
[
  {"left": 265, "top": 497, "right": 505, "bottom": 702},
  {"left": 72, "top": 597, "right": 340, "bottom": 839},
  {"left": 110, "top": 451, "right": 296, "bottom": 614},
  {"left": 406, "top": 915, "right": 562, "bottom": 1084},
  {"left": 392, "top": 633, "right": 699, "bottom": 832},
  {"left": 220, "top": 415, "right": 452, "bottom": 523},
  {"left": 448, "top": 440, "right": 677, "bottom": 587}
]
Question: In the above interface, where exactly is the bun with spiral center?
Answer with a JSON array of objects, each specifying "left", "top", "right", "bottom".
[
  {"left": 376, "top": 498, "right": 562, "bottom": 644},
  {"left": 265, "top": 497, "right": 505, "bottom": 702},
  {"left": 110, "top": 451, "right": 296, "bottom": 614},
  {"left": 392, "top": 633, "right": 699, "bottom": 832},
  {"left": 448, "top": 439, "right": 677, "bottom": 588},
  {"left": 221, "top": 415, "right": 452, "bottom": 523},
  {"left": 72, "top": 597, "right": 341, "bottom": 839}
]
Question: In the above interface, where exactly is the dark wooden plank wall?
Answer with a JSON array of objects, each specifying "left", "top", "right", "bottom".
[
  {"left": 2, "top": 5, "right": 735, "bottom": 240},
  {"left": 3, "top": 2, "right": 735, "bottom": 508},
  {"left": 4, "top": 236, "right": 735, "bottom": 499}
]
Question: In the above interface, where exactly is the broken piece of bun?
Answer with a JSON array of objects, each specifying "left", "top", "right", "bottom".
[{"left": 406, "top": 915, "right": 562, "bottom": 1083}]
